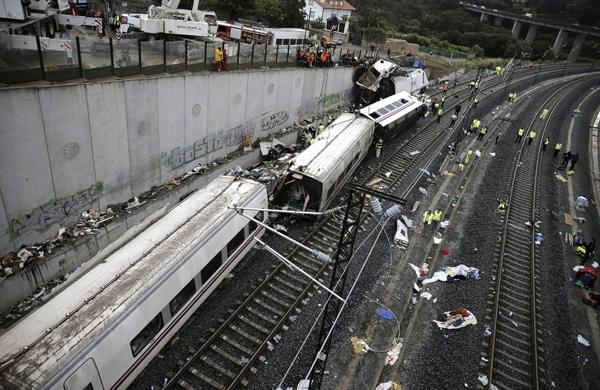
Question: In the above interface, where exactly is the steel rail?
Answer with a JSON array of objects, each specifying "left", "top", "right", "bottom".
[
  {"left": 486, "top": 76, "right": 597, "bottom": 389},
  {"left": 160, "top": 65, "right": 592, "bottom": 390}
]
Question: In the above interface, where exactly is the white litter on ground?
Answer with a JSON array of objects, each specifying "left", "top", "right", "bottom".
[
  {"left": 420, "top": 292, "right": 432, "bottom": 300},
  {"left": 577, "top": 335, "right": 590, "bottom": 347}
]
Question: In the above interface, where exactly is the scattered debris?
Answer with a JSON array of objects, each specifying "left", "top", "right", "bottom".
[
  {"left": 273, "top": 224, "right": 288, "bottom": 233},
  {"left": 409, "top": 150, "right": 420, "bottom": 156},
  {"left": 377, "top": 309, "right": 395, "bottom": 320},
  {"left": 489, "top": 152, "right": 496, "bottom": 157},
  {"left": 411, "top": 201, "right": 420, "bottom": 213},
  {"left": 401, "top": 215, "right": 413, "bottom": 228},
  {"left": 478, "top": 374, "right": 489, "bottom": 386},
  {"left": 575, "top": 196, "right": 589, "bottom": 211},
  {"left": 409, "top": 263, "right": 429, "bottom": 278},
  {"left": 385, "top": 340, "right": 403, "bottom": 366},
  {"left": 440, "top": 220, "right": 450, "bottom": 229},
  {"left": 385, "top": 171, "right": 392, "bottom": 178},
  {"left": 375, "top": 382, "right": 402, "bottom": 390},
  {"left": 368, "top": 178, "right": 384, "bottom": 187},
  {"left": 564, "top": 213, "right": 574, "bottom": 226},
  {"left": 535, "top": 233, "right": 544, "bottom": 245},
  {"left": 555, "top": 174, "right": 568, "bottom": 183},
  {"left": 420, "top": 292, "right": 432, "bottom": 300},
  {"left": 418, "top": 187, "right": 427, "bottom": 196},
  {"left": 394, "top": 219, "right": 409, "bottom": 244},
  {"left": 577, "top": 335, "right": 590, "bottom": 347},
  {"left": 484, "top": 325, "right": 492, "bottom": 336},
  {"left": 422, "top": 265, "right": 480, "bottom": 285},
  {"left": 433, "top": 307, "right": 477, "bottom": 330},
  {"left": 418, "top": 168, "right": 431, "bottom": 176},
  {"left": 351, "top": 336, "right": 371, "bottom": 354}
]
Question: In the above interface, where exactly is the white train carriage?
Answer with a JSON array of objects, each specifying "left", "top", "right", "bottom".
[
  {"left": 360, "top": 91, "right": 427, "bottom": 140},
  {"left": 0, "top": 176, "right": 267, "bottom": 389},
  {"left": 356, "top": 58, "right": 429, "bottom": 105},
  {"left": 278, "top": 113, "right": 374, "bottom": 213}
]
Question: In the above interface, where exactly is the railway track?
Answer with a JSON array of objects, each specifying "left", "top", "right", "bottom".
[
  {"left": 481, "top": 76, "right": 598, "bottom": 390},
  {"left": 157, "top": 64, "right": 593, "bottom": 390}
]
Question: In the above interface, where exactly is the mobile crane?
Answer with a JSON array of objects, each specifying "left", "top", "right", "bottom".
[{"left": 120, "top": 0, "right": 217, "bottom": 38}]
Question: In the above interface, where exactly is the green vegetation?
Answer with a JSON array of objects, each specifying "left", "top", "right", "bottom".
[
  {"left": 202, "top": 0, "right": 305, "bottom": 28},
  {"left": 350, "top": 0, "right": 600, "bottom": 58},
  {"left": 203, "top": 0, "right": 600, "bottom": 58}
]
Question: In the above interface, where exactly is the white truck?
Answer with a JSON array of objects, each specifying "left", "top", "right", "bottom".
[
  {"left": 0, "top": 0, "right": 99, "bottom": 36},
  {"left": 120, "top": 0, "right": 217, "bottom": 38}
]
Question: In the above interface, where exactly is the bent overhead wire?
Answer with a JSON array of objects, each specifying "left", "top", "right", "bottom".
[
  {"left": 236, "top": 211, "right": 333, "bottom": 264},
  {"left": 254, "top": 237, "right": 346, "bottom": 303}
]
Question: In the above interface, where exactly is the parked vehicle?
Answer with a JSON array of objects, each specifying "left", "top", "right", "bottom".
[{"left": 0, "top": 0, "right": 100, "bottom": 37}]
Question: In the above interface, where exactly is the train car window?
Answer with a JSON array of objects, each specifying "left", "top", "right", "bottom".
[
  {"left": 169, "top": 280, "right": 196, "bottom": 316},
  {"left": 401, "top": 99, "right": 408, "bottom": 104},
  {"left": 130, "top": 313, "right": 164, "bottom": 357},
  {"left": 276, "top": 39, "right": 282, "bottom": 45},
  {"left": 326, "top": 184, "right": 336, "bottom": 201},
  {"left": 201, "top": 253, "right": 222, "bottom": 283},
  {"left": 227, "top": 229, "right": 245, "bottom": 257},
  {"left": 283, "top": 39, "right": 290, "bottom": 45}
]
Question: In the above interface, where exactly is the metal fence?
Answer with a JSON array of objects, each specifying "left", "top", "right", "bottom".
[
  {"left": 0, "top": 34, "right": 367, "bottom": 84},
  {"left": 419, "top": 46, "right": 470, "bottom": 59}
]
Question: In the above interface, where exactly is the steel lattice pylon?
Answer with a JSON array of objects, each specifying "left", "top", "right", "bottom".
[{"left": 307, "top": 185, "right": 405, "bottom": 389}]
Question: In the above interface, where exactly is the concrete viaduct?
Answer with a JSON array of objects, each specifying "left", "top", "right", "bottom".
[{"left": 461, "top": 2, "right": 600, "bottom": 60}]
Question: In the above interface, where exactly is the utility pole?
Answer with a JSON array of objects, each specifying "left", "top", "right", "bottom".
[
  {"left": 306, "top": 186, "right": 405, "bottom": 389},
  {"left": 499, "top": 57, "right": 519, "bottom": 104}
]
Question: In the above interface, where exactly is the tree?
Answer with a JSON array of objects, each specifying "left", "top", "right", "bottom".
[
  {"left": 312, "top": 17, "right": 325, "bottom": 30},
  {"left": 472, "top": 44, "right": 485, "bottom": 57},
  {"left": 255, "top": 0, "right": 284, "bottom": 26},
  {"left": 363, "top": 26, "right": 387, "bottom": 46},
  {"left": 280, "top": 0, "right": 305, "bottom": 27}
]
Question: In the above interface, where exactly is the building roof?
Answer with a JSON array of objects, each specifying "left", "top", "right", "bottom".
[{"left": 315, "top": 0, "right": 356, "bottom": 11}]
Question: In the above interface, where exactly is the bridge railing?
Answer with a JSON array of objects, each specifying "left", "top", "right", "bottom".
[{"left": 0, "top": 34, "right": 370, "bottom": 85}]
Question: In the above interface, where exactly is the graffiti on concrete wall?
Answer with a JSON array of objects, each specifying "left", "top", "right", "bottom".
[
  {"left": 261, "top": 111, "right": 289, "bottom": 132},
  {"left": 7, "top": 182, "right": 103, "bottom": 239},
  {"left": 161, "top": 90, "right": 353, "bottom": 171},
  {"left": 296, "top": 89, "right": 354, "bottom": 117},
  {"left": 161, "top": 121, "right": 257, "bottom": 170}
]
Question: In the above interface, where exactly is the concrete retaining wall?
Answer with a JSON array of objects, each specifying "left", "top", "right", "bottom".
[
  {"left": 0, "top": 131, "right": 299, "bottom": 313},
  {"left": 0, "top": 66, "right": 355, "bottom": 255}
]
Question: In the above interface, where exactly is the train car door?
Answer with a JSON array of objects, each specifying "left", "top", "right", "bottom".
[{"left": 63, "top": 358, "right": 104, "bottom": 390}]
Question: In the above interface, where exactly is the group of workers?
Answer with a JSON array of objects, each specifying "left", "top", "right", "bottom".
[
  {"left": 296, "top": 47, "right": 333, "bottom": 68},
  {"left": 421, "top": 209, "right": 444, "bottom": 226}
]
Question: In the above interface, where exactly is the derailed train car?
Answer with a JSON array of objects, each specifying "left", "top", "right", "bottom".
[
  {"left": 361, "top": 91, "right": 427, "bottom": 140},
  {"left": 277, "top": 113, "right": 375, "bottom": 213},
  {"left": 276, "top": 92, "right": 425, "bottom": 213},
  {"left": 0, "top": 176, "right": 267, "bottom": 389}
]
